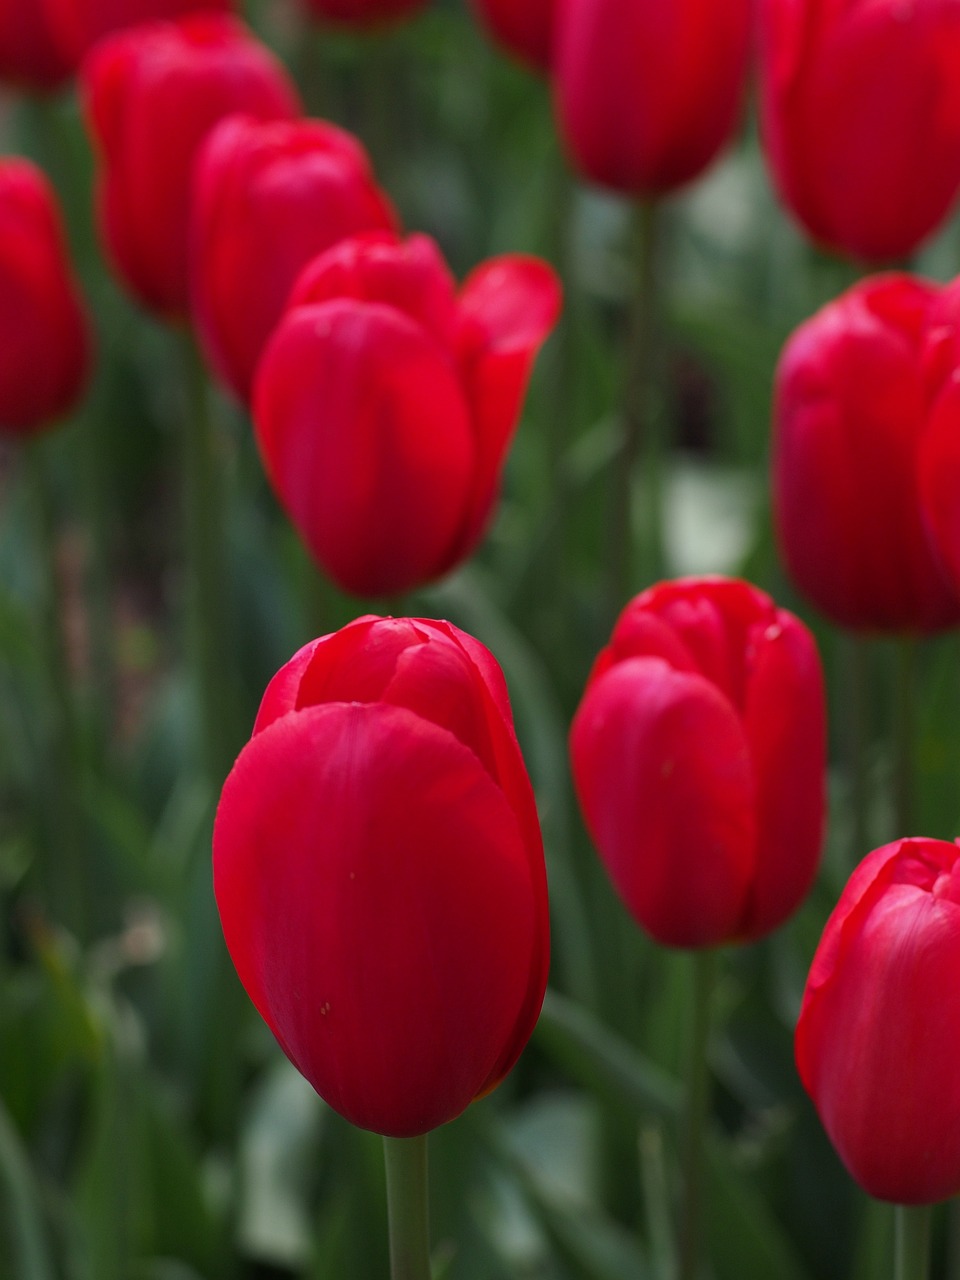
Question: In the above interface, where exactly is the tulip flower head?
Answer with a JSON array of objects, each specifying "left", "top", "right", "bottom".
[
  {"left": 554, "top": 0, "right": 752, "bottom": 194},
  {"left": 0, "top": 0, "right": 72, "bottom": 91},
  {"left": 252, "top": 231, "right": 561, "bottom": 596},
  {"left": 81, "top": 14, "right": 299, "bottom": 316},
  {"left": 759, "top": 0, "right": 960, "bottom": 262},
  {"left": 191, "top": 114, "right": 397, "bottom": 402},
  {"left": 47, "top": 0, "right": 234, "bottom": 66},
  {"left": 469, "top": 0, "right": 555, "bottom": 71},
  {"left": 773, "top": 273, "right": 960, "bottom": 632},
  {"left": 214, "top": 616, "right": 550, "bottom": 1137},
  {"left": 570, "top": 577, "right": 826, "bottom": 948},
  {"left": 0, "top": 158, "right": 91, "bottom": 433},
  {"left": 300, "top": 0, "right": 428, "bottom": 26},
  {"left": 797, "top": 837, "right": 960, "bottom": 1204}
]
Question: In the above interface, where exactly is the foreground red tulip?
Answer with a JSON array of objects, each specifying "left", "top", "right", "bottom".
[
  {"left": 797, "top": 837, "right": 960, "bottom": 1204},
  {"left": 469, "top": 0, "right": 555, "bottom": 70},
  {"left": 192, "top": 115, "right": 396, "bottom": 402},
  {"left": 214, "top": 616, "right": 550, "bottom": 1137},
  {"left": 0, "top": 0, "right": 71, "bottom": 90},
  {"left": 0, "top": 159, "right": 91, "bottom": 432},
  {"left": 82, "top": 16, "right": 298, "bottom": 317},
  {"left": 554, "top": 0, "right": 751, "bottom": 194},
  {"left": 773, "top": 273, "right": 960, "bottom": 632},
  {"left": 301, "top": 0, "right": 427, "bottom": 25},
  {"left": 253, "top": 231, "right": 560, "bottom": 596},
  {"left": 759, "top": 0, "right": 960, "bottom": 261},
  {"left": 47, "top": 0, "right": 233, "bottom": 65},
  {"left": 570, "top": 578, "right": 825, "bottom": 948}
]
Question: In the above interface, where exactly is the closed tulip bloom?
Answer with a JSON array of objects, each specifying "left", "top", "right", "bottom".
[
  {"left": 0, "top": 159, "right": 91, "bottom": 432},
  {"left": 469, "top": 0, "right": 555, "bottom": 70},
  {"left": 214, "top": 616, "right": 550, "bottom": 1138},
  {"left": 81, "top": 15, "right": 299, "bottom": 316},
  {"left": 773, "top": 274, "right": 960, "bottom": 633},
  {"left": 0, "top": 0, "right": 71, "bottom": 91},
  {"left": 252, "top": 231, "right": 561, "bottom": 596},
  {"left": 554, "top": 0, "right": 751, "bottom": 194},
  {"left": 47, "top": 0, "right": 234, "bottom": 66},
  {"left": 301, "top": 0, "right": 428, "bottom": 26},
  {"left": 570, "top": 578, "right": 826, "bottom": 949},
  {"left": 760, "top": 0, "right": 960, "bottom": 261},
  {"left": 191, "top": 115, "right": 397, "bottom": 402},
  {"left": 797, "top": 837, "right": 960, "bottom": 1204}
]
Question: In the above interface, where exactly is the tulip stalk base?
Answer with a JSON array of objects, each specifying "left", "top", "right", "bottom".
[
  {"left": 895, "top": 1204, "right": 932, "bottom": 1280},
  {"left": 678, "top": 948, "right": 717, "bottom": 1280},
  {"left": 383, "top": 1134, "right": 431, "bottom": 1280}
]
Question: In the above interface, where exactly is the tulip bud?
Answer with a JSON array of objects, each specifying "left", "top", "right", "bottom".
[
  {"left": 773, "top": 273, "right": 960, "bottom": 633},
  {"left": 759, "top": 0, "right": 960, "bottom": 261},
  {"left": 252, "top": 231, "right": 561, "bottom": 596},
  {"left": 468, "top": 0, "right": 555, "bottom": 71},
  {"left": 47, "top": 0, "right": 234, "bottom": 66},
  {"left": 0, "top": 158, "right": 91, "bottom": 433},
  {"left": 213, "top": 616, "right": 550, "bottom": 1138},
  {"left": 81, "top": 15, "right": 299, "bottom": 316},
  {"left": 300, "top": 0, "right": 428, "bottom": 26},
  {"left": 554, "top": 0, "right": 751, "bottom": 194},
  {"left": 797, "top": 837, "right": 960, "bottom": 1204},
  {"left": 0, "top": 0, "right": 72, "bottom": 91},
  {"left": 570, "top": 577, "right": 826, "bottom": 948},
  {"left": 191, "top": 115, "right": 397, "bottom": 402}
]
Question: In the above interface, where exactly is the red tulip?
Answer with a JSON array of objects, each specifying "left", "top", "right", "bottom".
[
  {"left": 0, "top": 0, "right": 72, "bottom": 91},
  {"left": 468, "top": 0, "right": 555, "bottom": 71},
  {"left": 759, "top": 0, "right": 960, "bottom": 262},
  {"left": 252, "top": 231, "right": 560, "bottom": 596},
  {"left": 300, "top": 0, "right": 427, "bottom": 26},
  {"left": 213, "top": 616, "right": 550, "bottom": 1138},
  {"left": 191, "top": 115, "right": 397, "bottom": 402},
  {"left": 570, "top": 577, "right": 826, "bottom": 949},
  {"left": 797, "top": 837, "right": 960, "bottom": 1204},
  {"left": 554, "top": 0, "right": 751, "bottom": 194},
  {"left": 0, "top": 159, "right": 91, "bottom": 433},
  {"left": 81, "top": 15, "right": 299, "bottom": 316},
  {"left": 47, "top": 0, "right": 234, "bottom": 65},
  {"left": 773, "top": 273, "right": 960, "bottom": 633}
]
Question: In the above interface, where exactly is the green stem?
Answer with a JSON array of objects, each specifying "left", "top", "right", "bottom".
[
  {"left": 894, "top": 636, "right": 916, "bottom": 837},
  {"left": 382, "top": 1134, "right": 431, "bottom": 1280},
  {"left": 678, "top": 948, "right": 717, "bottom": 1280},
  {"left": 179, "top": 334, "right": 236, "bottom": 787},
  {"left": 844, "top": 633, "right": 869, "bottom": 859},
  {"left": 610, "top": 199, "right": 661, "bottom": 619},
  {"left": 894, "top": 1203, "right": 932, "bottom": 1280}
]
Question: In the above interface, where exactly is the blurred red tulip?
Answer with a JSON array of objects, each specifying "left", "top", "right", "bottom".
[
  {"left": 773, "top": 273, "right": 960, "bottom": 632},
  {"left": 468, "top": 0, "right": 555, "bottom": 71},
  {"left": 554, "top": 0, "right": 751, "bottom": 194},
  {"left": 47, "top": 0, "right": 234, "bottom": 65},
  {"left": 570, "top": 577, "right": 826, "bottom": 948},
  {"left": 759, "top": 0, "right": 960, "bottom": 261},
  {"left": 191, "top": 115, "right": 396, "bottom": 402},
  {"left": 214, "top": 615, "right": 550, "bottom": 1138},
  {"left": 0, "top": 0, "right": 72, "bottom": 91},
  {"left": 81, "top": 15, "right": 298, "bottom": 316},
  {"left": 797, "top": 837, "right": 960, "bottom": 1204},
  {"left": 252, "top": 231, "right": 560, "bottom": 596},
  {"left": 0, "top": 158, "right": 91, "bottom": 433},
  {"left": 300, "top": 0, "right": 427, "bottom": 25}
]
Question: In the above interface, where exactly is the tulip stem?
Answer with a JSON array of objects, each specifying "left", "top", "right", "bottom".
[
  {"left": 894, "top": 636, "right": 916, "bottom": 836},
  {"left": 678, "top": 947, "right": 717, "bottom": 1280},
  {"left": 895, "top": 1204, "right": 932, "bottom": 1280},
  {"left": 844, "top": 633, "right": 870, "bottom": 859},
  {"left": 383, "top": 1134, "right": 431, "bottom": 1280}
]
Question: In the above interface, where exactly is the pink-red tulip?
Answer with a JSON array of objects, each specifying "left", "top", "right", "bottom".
[
  {"left": 213, "top": 616, "right": 550, "bottom": 1138},
  {"left": 469, "top": 0, "right": 555, "bottom": 71},
  {"left": 570, "top": 577, "right": 826, "bottom": 949},
  {"left": 252, "top": 231, "right": 560, "bottom": 596},
  {"left": 797, "top": 837, "right": 960, "bottom": 1204},
  {"left": 191, "top": 115, "right": 396, "bottom": 402},
  {"left": 81, "top": 15, "right": 298, "bottom": 316},
  {"left": 759, "top": 0, "right": 960, "bottom": 262},
  {"left": 300, "top": 0, "right": 427, "bottom": 25},
  {"left": 554, "top": 0, "right": 751, "bottom": 194},
  {"left": 0, "top": 159, "right": 91, "bottom": 432},
  {"left": 773, "top": 273, "right": 960, "bottom": 633},
  {"left": 47, "top": 0, "right": 234, "bottom": 65},
  {"left": 0, "top": 0, "right": 71, "bottom": 90}
]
